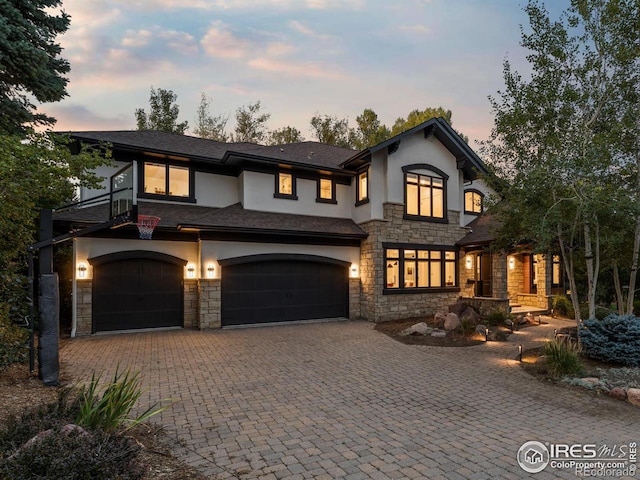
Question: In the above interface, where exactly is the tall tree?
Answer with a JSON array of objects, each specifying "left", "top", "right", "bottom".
[
  {"left": 484, "top": 0, "right": 638, "bottom": 322},
  {"left": 135, "top": 87, "right": 188, "bottom": 134},
  {"left": 349, "top": 108, "right": 391, "bottom": 150},
  {"left": 0, "top": 0, "right": 70, "bottom": 135},
  {"left": 231, "top": 101, "right": 270, "bottom": 143},
  {"left": 267, "top": 126, "right": 304, "bottom": 145},
  {"left": 192, "top": 92, "right": 228, "bottom": 142},
  {"left": 390, "top": 107, "right": 452, "bottom": 136},
  {"left": 309, "top": 114, "right": 352, "bottom": 148}
]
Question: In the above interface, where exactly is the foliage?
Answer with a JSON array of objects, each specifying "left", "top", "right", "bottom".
[
  {"left": 552, "top": 295, "right": 572, "bottom": 317},
  {"left": 309, "top": 114, "right": 352, "bottom": 148},
  {"left": 135, "top": 86, "right": 188, "bottom": 134},
  {"left": 349, "top": 108, "right": 391, "bottom": 150},
  {"left": 267, "top": 126, "right": 304, "bottom": 145},
  {"left": 457, "top": 317, "right": 475, "bottom": 336},
  {"left": 483, "top": 309, "right": 511, "bottom": 326},
  {"left": 0, "top": 303, "right": 28, "bottom": 369},
  {"left": 231, "top": 101, "right": 271, "bottom": 143},
  {"left": 0, "top": 0, "right": 70, "bottom": 135},
  {"left": 192, "top": 92, "right": 228, "bottom": 141},
  {"left": 75, "top": 367, "right": 170, "bottom": 433},
  {"left": 0, "top": 427, "right": 143, "bottom": 480},
  {"left": 390, "top": 106, "right": 452, "bottom": 137},
  {"left": 542, "top": 337, "right": 584, "bottom": 379},
  {"left": 579, "top": 314, "right": 640, "bottom": 367}
]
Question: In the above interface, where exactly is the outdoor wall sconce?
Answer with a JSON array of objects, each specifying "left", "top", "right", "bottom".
[
  {"left": 187, "top": 264, "right": 196, "bottom": 279},
  {"left": 509, "top": 256, "right": 515, "bottom": 270},
  {"left": 465, "top": 255, "right": 473, "bottom": 270},
  {"left": 77, "top": 263, "right": 87, "bottom": 279},
  {"left": 518, "top": 344, "right": 523, "bottom": 362},
  {"left": 207, "top": 264, "right": 215, "bottom": 278},
  {"left": 350, "top": 264, "right": 359, "bottom": 278}
]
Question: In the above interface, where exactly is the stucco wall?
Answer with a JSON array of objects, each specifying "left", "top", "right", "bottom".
[
  {"left": 79, "top": 160, "right": 130, "bottom": 202},
  {"left": 195, "top": 172, "right": 239, "bottom": 207}
]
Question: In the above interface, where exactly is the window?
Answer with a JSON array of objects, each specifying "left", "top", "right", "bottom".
[
  {"left": 316, "top": 178, "right": 336, "bottom": 204},
  {"left": 464, "top": 190, "right": 484, "bottom": 214},
  {"left": 356, "top": 169, "right": 369, "bottom": 205},
  {"left": 552, "top": 255, "right": 561, "bottom": 286},
  {"left": 403, "top": 165, "right": 448, "bottom": 221},
  {"left": 274, "top": 172, "right": 297, "bottom": 199},
  {"left": 384, "top": 244, "right": 457, "bottom": 292},
  {"left": 143, "top": 162, "right": 190, "bottom": 198}
]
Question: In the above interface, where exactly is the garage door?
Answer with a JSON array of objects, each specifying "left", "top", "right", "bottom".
[
  {"left": 91, "top": 252, "right": 185, "bottom": 333},
  {"left": 221, "top": 256, "right": 348, "bottom": 327}
]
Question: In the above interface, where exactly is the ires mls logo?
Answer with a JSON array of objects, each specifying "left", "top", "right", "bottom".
[{"left": 517, "top": 441, "right": 550, "bottom": 473}]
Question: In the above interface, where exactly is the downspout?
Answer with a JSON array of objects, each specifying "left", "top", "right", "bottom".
[{"left": 70, "top": 239, "right": 77, "bottom": 338}]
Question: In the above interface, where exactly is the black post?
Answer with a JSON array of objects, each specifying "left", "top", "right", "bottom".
[
  {"left": 28, "top": 250, "right": 35, "bottom": 374},
  {"left": 38, "top": 209, "right": 59, "bottom": 386}
]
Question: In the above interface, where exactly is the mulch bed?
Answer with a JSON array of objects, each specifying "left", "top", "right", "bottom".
[{"left": 374, "top": 317, "right": 486, "bottom": 347}]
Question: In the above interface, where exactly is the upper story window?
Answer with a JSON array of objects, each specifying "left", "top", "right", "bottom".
[
  {"left": 385, "top": 244, "right": 457, "bottom": 293},
  {"left": 317, "top": 178, "right": 337, "bottom": 204},
  {"left": 356, "top": 168, "right": 369, "bottom": 205},
  {"left": 274, "top": 172, "right": 297, "bottom": 200},
  {"left": 464, "top": 189, "right": 484, "bottom": 215},
  {"left": 552, "top": 255, "right": 562, "bottom": 287},
  {"left": 142, "top": 162, "right": 192, "bottom": 200},
  {"left": 403, "top": 164, "right": 448, "bottom": 222}
]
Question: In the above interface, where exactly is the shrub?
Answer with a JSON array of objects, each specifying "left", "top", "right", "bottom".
[
  {"left": 457, "top": 317, "right": 475, "bottom": 336},
  {"left": 75, "top": 367, "right": 170, "bottom": 432},
  {"left": 0, "top": 428, "right": 143, "bottom": 480},
  {"left": 578, "top": 304, "right": 613, "bottom": 321},
  {"left": 542, "top": 337, "right": 584, "bottom": 379},
  {"left": 552, "top": 295, "right": 572, "bottom": 318},
  {"left": 484, "top": 309, "right": 511, "bottom": 326},
  {"left": 0, "top": 303, "right": 28, "bottom": 369},
  {"left": 579, "top": 314, "right": 640, "bottom": 367}
]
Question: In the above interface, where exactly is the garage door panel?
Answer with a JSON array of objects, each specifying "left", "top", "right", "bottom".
[{"left": 222, "top": 259, "right": 348, "bottom": 326}]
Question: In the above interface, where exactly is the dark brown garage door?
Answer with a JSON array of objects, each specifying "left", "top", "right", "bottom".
[
  {"left": 91, "top": 253, "right": 184, "bottom": 333},
  {"left": 221, "top": 257, "right": 348, "bottom": 327}
]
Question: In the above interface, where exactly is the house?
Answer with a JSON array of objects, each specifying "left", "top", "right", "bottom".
[{"left": 53, "top": 117, "right": 554, "bottom": 335}]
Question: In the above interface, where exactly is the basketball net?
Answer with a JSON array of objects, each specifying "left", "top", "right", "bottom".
[{"left": 136, "top": 215, "right": 161, "bottom": 240}]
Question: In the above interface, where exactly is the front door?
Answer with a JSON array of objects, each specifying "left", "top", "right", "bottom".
[{"left": 475, "top": 252, "right": 493, "bottom": 297}]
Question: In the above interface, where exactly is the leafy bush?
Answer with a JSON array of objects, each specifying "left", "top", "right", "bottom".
[
  {"left": 0, "top": 303, "right": 28, "bottom": 369},
  {"left": 484, "top": 309, "right": 511, "bottom": 326},
  {"left": 552, "top": 295, "right": 572, "bottom": 318},
  {"left": 542, "top": 337, "right": 584, "bottom": 379},
  {"left": 457, "top": 317, "right": 475, "bottom": 336},
  {"left": 579, "top": 314, "right": 640, "bottom": 367},
  {"left": 0, "top": 428, "right": 143, "bottom": 480},
  {"left": 579, "top": 304, "right": 613, "bottom": 321},
  {"left": 75, "top": 367, "right": 170, "bottom": 432}
]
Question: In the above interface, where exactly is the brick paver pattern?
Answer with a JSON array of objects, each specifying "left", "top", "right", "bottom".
[{"left": 61, "top": 318, "right": 640, "bottom": 479}]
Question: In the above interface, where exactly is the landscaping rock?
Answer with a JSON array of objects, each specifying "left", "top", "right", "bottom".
[
  {"left": 610, "top": 387, "right": 627, "bottom": 401},
  {"left": 627, "top": 388, "right": 640, "bottom": 407},
  {"left": 401, "top": 322, "right": 432, "bottom": 336},
  {"left": 11, "top": 424, "right": 88, "bottom": 459},
  {"left": 475, "top": 324, "right": 488, "bottom": 334},
  {"left": 444, "top": 313, "right": 460, "bottom": 331},
  {"left": 460, "top": 307, "right": 481, "bottom": 325},
  {"left": 448, "top": 302, "right": 468, "bottom": 316},
  {"left": 431, "top": 330, "right": 447, "bottom": 338},
  {"left": 434, "top": 312, "right": 447, "bottom": 329},
  {"left": 580, "top": 377, "right": 600, "bottom": 386}
]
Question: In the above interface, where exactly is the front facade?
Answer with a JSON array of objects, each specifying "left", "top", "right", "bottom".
[{"left": 55, "top": 118, "right": 550, "bottom": 336}]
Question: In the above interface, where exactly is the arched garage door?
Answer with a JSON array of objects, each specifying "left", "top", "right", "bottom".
[
  {"left": 220, "top": 254, "right": 349, "bottom": 327},
  {"left": 90, "top": 251, "right": 186, "bottom": 333}
]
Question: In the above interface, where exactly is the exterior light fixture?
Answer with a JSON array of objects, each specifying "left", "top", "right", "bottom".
[
  {"left": 554, "top": 329, "right": 558, "bottom": 338},
  {"left": 518, "top": 344, "right": 523, "bottom": 362},
  {"left": 187, "top": 264, "right": 196, "bottom": 279},
  {"left": 77, "top": 263, "right": 87, "bottom": 279},
  {"left": 484, "top": 327, "right": 489, "bottom": 342},
  {"left": 350, "top": 264, "right": 359, "bottom": 278},
  {"left": 207, "top": 264, "right": 215, "bottom": 278},
  {"left": 509, "top": 256, "right": 515, "bottom": 270},
  {"left": 465, "top": 255, "right": 473, "bottom": 270}
]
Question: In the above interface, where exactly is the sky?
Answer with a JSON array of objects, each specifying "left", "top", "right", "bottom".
[{"left": 48, "top": 0, "right": 570, "bottom": 147}]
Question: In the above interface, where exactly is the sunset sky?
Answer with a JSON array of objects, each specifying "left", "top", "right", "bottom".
[{"left": 48, "top": 0, "right": 570, "bottom": 147}]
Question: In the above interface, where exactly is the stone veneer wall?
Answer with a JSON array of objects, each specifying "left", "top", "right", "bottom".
[
  {"left": 184, "top": 279, "right": 198, "bottom": 328},
  {"left": 198, "top": 279, "right": 221, "bottom": 329},
  {"left": 507, "top": 254, "right": 525, "bottom": 301},
  {"left": 76, "top": 279, "right": 92, "bottom": 336},
  {"left": 359, "top": 203, "right": 468, "bottom": 323},
  {"left": 349, "top": 277, "right": 361, "bottom": 320}
]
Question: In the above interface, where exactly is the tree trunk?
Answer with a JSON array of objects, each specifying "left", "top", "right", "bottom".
[
  {"left": 558, "top": 222, "right": 581, "bottom": 324},
  {"left": 613, "top": 262, "right": 625, "bottom": 314},
  {"left": 583, "top": 221, "right": 600, "bottom": 320}
]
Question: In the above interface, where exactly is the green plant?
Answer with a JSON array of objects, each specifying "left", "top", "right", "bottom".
[
  {"left": 551, "top": 295, "right": 571, "bottom": 318},
  {"left": 0, "top": 303, "right": 29, "bottom": 370},
  {"left": 457, "top": 317, "right": 475, "bottom": 336},
  {"left": 75, "top": 367, "right": 170, "bottom": 432},
  {"left": 542, "top": 337, "right": 584, "bottom": 379},
  {"left": 579, "top": 314, "right": 640, "bottom": 367},
  {"left": 484, "top": 309, "right": 511, "bottom": 326}
]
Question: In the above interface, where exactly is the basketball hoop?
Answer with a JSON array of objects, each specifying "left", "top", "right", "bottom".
[{"left": 136, "top": 215, "right": 160, "bottom": 240}]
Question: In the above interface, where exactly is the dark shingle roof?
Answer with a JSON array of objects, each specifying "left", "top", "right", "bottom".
[
  {"left": 457, "top": 214, "right": 501, "bottom": 247},
  {"left": 68, "top": 131, "right": 356, "bottom": 170}
]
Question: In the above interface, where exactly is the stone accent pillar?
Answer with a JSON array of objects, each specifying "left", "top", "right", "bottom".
[
  {"left": 183, "top": 279, "right": 198, "bottom": 328},
  {"left": 492, "top": 252, "right": 508, "bottom": 299},
  {"left": 349, "top": 277, "right": 361, "bottom": 319},
  {"left": 198, "top": 279, "right": 221, "bottom": 329},
  {"left": 75, "top": 279, "right": 92, "bottom": 336}
]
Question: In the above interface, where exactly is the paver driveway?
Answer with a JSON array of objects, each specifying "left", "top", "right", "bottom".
[{"left": 61, "top": 319, "right": 640, "bottom": 479}]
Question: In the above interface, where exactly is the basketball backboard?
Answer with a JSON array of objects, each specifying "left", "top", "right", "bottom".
[{"left": 109, "top": 162, "right": 137, "bottom": 223}]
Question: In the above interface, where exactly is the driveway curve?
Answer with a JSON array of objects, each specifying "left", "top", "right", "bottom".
[{"left": 61, "top": 319, "right": 640, "bottom": 479}]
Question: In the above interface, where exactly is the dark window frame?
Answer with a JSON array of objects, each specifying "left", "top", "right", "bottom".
[
  {"left": 355, "top": 168, "right": 369, "bottom": 206},
  {"left": 316, "top": 177, "right": 337, "bottom": 204},
  {"left": 402, "top": 164, "right": 448, "bottom": 223},
  {"left": 383, "top": 242, "right": 459, "bottom": 295},
  {"left": 464, "top": 189, "right": 484, "bottom": 215},
  {"left": 138, "top": 161, "right": 196, "bottom": 203},
  {"left": 274, "top": 171, "right": 298, "bottom": 200},
  {"left": 552, "top": 254, "right": 562, "bottom": 287}
]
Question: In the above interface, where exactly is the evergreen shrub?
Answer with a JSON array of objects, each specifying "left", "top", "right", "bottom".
[{"left": 579, "top": 314, "right": 640, "bottom": 367}]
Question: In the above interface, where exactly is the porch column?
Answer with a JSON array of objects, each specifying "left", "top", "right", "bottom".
[{"left": 493, "top": 252, "right": 508, "bottom": 299}]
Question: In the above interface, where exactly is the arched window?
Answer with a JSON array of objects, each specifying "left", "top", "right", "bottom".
[
  {"left": 464, "top": 189, "right": 484, "bottom": 215},
  {"left": 402, "top": 164, "right": 448, "bottom": 222}
]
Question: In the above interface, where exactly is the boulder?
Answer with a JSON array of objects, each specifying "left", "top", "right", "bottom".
[
  {"left": 627, "top": 388, "right": 640, "bottom": 407},
  {"left": 434, "top": 312, "right": 447, "bottom": 329},
  {"left": 444, "top": 313, "right": 460, "bottom": 331},
  {"left": 431, "top": 330, "right": 447, "bottom": 338},
  {"left": 401, "top": 322, "right": 432, "bottom": 336},
  {"left": 475, "top": 324, "right": 488, "bottom": 334},
  {"left": 448, "top": 302, "right": 468, "bottom": 316},
  {"left": 11, "top": 424, "right": 88, "bottom": 459},
  {"left": 610, "top": 387, "right": 627, "bottom": 401},
  {"left": 460, "top": 307, "right": 481, "bottom": 325}
]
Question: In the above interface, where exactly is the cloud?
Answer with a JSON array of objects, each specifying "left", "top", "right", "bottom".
[
  {"left": 398, "top": 24, "right": 431, "bottom": 35},
  {"left": 201, "top": 21, "right": 251, "bottom": 59},
  {"left": 247, "top": 57, "right": 344, "bottom": 80},
  {"left": 122, "top": 28, "right": 198, "bottom": 55},
  {"left": 45, "top": 104, "right": 134, "bottom": 131}
]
